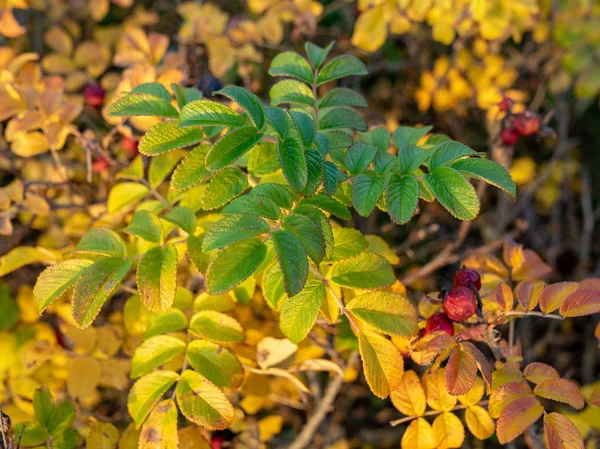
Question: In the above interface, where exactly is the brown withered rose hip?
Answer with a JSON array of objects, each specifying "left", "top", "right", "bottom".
[
  {"left": 84, "top": 83, "right": 105, "bottom": 108},
  {"left": 501, "top": 128, "right": 520, "bottom": 146},
  {"left": 423, "top": 312, "right": 454, "bottom": 336},
  {"left": 453, "top": 267, "right": 481, "bottom": 291},
  {"left": 443, "top": 286, "right": 477, "bottom": 322}
]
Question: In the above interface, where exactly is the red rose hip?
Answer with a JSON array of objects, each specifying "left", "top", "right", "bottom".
[
  {"left": 92, "top": 157, "right": 109, "bottom": 173},
  {"left": 513, "top": 113, "right": 541, "bottom": 136},
  {"left": 501, "top": 128, "right": 520, "bottom": 146},
  {"left": 453, "top": 267, "right": 481, "bottom": 291},
  {"left": 84, "top": 83, "right": 105, "bottom": 108},
  {"left": 443, "top": 286, "right": 477, "bottom": 322},
  {"left": 424, "top": 312, "right": 454, "bottom": 336}
]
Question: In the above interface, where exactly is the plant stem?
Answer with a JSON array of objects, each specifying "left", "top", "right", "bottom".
[
  {"left": 390, "top": 400, "right": 489, "bottom": 427},
  {"left": 504, "top": 310, "right": 564, "bottom": 320}
]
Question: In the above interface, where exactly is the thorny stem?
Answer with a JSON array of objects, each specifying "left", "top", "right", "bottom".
[
  {"left": 308, "top": 266, "right": 361, "bottom": 334},
  {"left": 390, "top": 400, "right": 489, "bottom": 427}
]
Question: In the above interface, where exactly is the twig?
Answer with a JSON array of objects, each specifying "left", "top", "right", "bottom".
[
  {"left": 503, "top": 310, "right": 563, "bottom": 320},
  {"left": 287, "top": 352, "right": 359, "bottom": 449}
]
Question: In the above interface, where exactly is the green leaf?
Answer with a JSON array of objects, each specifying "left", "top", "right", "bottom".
[
  {"left": 352, "top": 171, "right": 385, "bottom": 217},
  {"left": 386, "top": 174, "right": 419, "bottom": 224},
  {"left": 187, "top": 340, "right": 244, "bottom": 389},
  {"left": 326, "top": 129, "right": 354, "bottom": 148},
  {"left": 347, "top": 292, "right": 418, "bottom": 336},
  {"left": 139, "top": 399, "right": 178, "bottom": 449},
  {"left": 301, "top": 194, "right": 351, "bottom": 220},
  {"left": 128, "top": 371, "right": 179, "bottom": 428},
  {"left": 33, "top": 387, "right": 54, "bottom": 430},
  {"left": 0, "top": 283, "right": 17, "bottom": 332},
  {"left": 328, "top": 228, "right": 367, "bottom": 262},
  {"left": 171, "top": 145, "right": 211, "bottom": 191},
  {"left": 171, "top": 83, "right": 203, "bottom": 109},
  {"left": 131, "top": 335, "right": 186, "bottom": 378},
  {"left": 265, "top": 106, "right": 291, "bottom": 138},
  {"left": 305, "top": 41, "right": 334, "bottom": 69},
  {"left": 251, "top": 183, "right": 296, "bottom": 209},
  {"left": 137, "top": 244, "right": 178, "bottom": 313},
  {"left": 47, "top": 400, "right": 75, "bottom": 438},
  {"left": 283, "top": 213, "right": 325, "bottom": 264},
  {"left": 74, "top": 227, "right": 127, "bottom": 258},
  {"left": 330, "top": 252, "right": 395, "bottom": 289},
  {"left": 34, "top": 259, "right": 94, "bottom": 313},
  {"left": 13, "top": 422, "right": 47, "bottom": 447},
  {"left": 248, "top": 141, "right": 279, "bottom": 176},
  {"left": 428, "top": 140, "right": 477, "bottom": 169},
  {"left": 214, "top": 85, "right": 265, "bottom": 129},
  {"left": 132, "top": 83, "right": 171, "bottom": 103},
  {"left": 319, "top": 107, "right": 367, "bottom": 131},
  {"left": 206, "top": 238, "right": 267, "bottom": 294},
  {"left": 52, "top": 428, "right": 78, "bottom": 449},
  {"left": 277, "top": 137, "right": 307, "bottom": 193},
  {"left": 392, "top": 125, "right": 432, "bottom": 148},
  {"left": 318, "top": 88, "right": 367, "bottom": 109},
  {"left": 374, "top": 151, "right": 396, "bottom": 173},
  {"left": 345, "top": 141, "right": 378, "bottom": 174},
  {"left": 162, "top": 206, "right": 196, "bottom": 234},
  {"left": 272, "top": 230, "right": 308, "bottom": 297},
  {"left": 108, "top": 182, "right": 149, "bottom": 213},
  {"left": 269, "top": 80, "right": 314, "bottom": 107},
  {"left": 179, "top": 99, "right": 244, "bottom": 128},
  {"left": 139, "top": 122, "right": 202, "bottom": 156},
  {"left": 316, "top": 132, "right": 331, "bottom": 155},
  {"left": 205, "top": 126, "right": 263, "bottom": 172},
  {"left": 149, "top": 150, "right": 185, "bottom": 188},
  {"left": 289, "top": 110, "right": 316, "bottom": 146},
  {"left": 451, "top": 158, "right": 516, "bottom": 198},
  {"left": 424, "top": 167, "right": 480, "bottom": 220},
  {"left": 200, "top": 167, "right": 248, "bottom": 210},
  {"left": 202, "top": 215, "right": 270, "bottom": 251},
  {"left": 187, "top": 234, "right": 210, "bottom": 275},
  {"left": 323, "top": 161, "right": 342, "bottom": 195},
  {"left": 269, "top": 52, "right": 313, "bottom": 85},
  {"left": 107, "top": 93, "right": 178, "bottom": 118},
  {"left": 294, "top": 205, "right": 334, "bottom": 259},
  {"left": 317, "top": 55, "right": 368, "bottom": 85},
  {"left": 145, "top": 308, "right": 188, "bottom": 339},
  {"left": 279, "top": 275, "right": 325, "bottom": 343},
  {"left": 123, "top": 210, "right": 163, "bottom": 243},
  {"left": 117, "top": 155, "right": 144, "bottom": 181},
  {"left": 304, "top": 149, "right": 324, "bottom": 196},
  {"left": 189, "top": 310, "right": 244, "bottom": 343},
  {"left": 262, "top": 263, "right": 285, "bottom": 310},
  {"left": 223, "top": 194, "right": 281, "bottom": 219},
  {"left": 175, "top": 370, "right": 235, "bottom": 430},
  {"left": 359, "top": 127, "right": 390, "bottom": 152},
  {"left": 358, "top": 330, "right": 404, "bottom": 399},
  {"left": 397, "top": 144, "right": 431, "bottom": 174},
  {"left": 72, "top": 257, "right": 132, "bottom": 328}
]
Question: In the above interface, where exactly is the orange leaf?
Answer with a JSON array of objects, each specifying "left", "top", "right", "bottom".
[
  {"left": 544, "top": 413, "right": 584, "bottom": 449},
  {"left": 589, "top": 384, "right": 600, "bottom": 407},
  {"left": 495, "top": 283, "right": 514, "bottom": 311},
  {"left": 515, "top": 280, "right": 545, "bottom": 310},
  {"left": 523, "top": 362, "right": 559, "bottom": 384},
  {"left": 488, "top": 381, "right": 532, "bottom": 418},
  {"left": 411, "top": 331, "right": 457, "bottom": 366},
  {"left": 559, "top": 289, "right": 600, "bottom": 317},
  {"left": 533, "top": 379, "right": 584, "bottom": 410},
  {"left": 445, "top": 344, "right": 477, "bottom": 395},
  {"left": 579, "top": 278, "right": 600, "bottom": 291},
  {"left": 496, "top": 395, "right": 543, "bottom": 444},
  {"left": 512, "top": 249, "right": 552, "bottom": 281},
  {"left": 461, "top": 342, "right": 492, "bottom": 386},
  {"left": 503, "top": 236, "right": 524, "bottom": 269},
  {"left": 539, "top": 282, "right": 578, "bottom": 313}
]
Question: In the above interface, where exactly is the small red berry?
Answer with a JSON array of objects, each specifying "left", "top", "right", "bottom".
[
  {"left": 453, "top": 267, "right": 481, "bottom": 291},
  {"left": 84, "top": 83, "right": 105, "bottom": 108},
  {"left": 443, "top": 286, "right": 477, "bottom": 322},
  {"left": 122, "top": 136, "right": 139, "bottom": 155},
  {"left": 92, "top": 157, "right": 109, "bottom": 173},
  {"left": 498, "top": 96, "right": 513, "bottom": 113},
  {"left": 423, "top": 312, "right": 454, "bottom": 336},
  {"left": 501, "top": 128, "right": 520, "bottom": 146},
  {"left": 513, "top": 113, "right": 540, "bottom": 136},
  {"left": 211, "top": 437, "right": 224, "bottom": 449}
]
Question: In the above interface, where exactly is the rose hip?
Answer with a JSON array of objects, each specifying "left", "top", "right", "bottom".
[
  {"left": 84, "top": 83, "right": 105, "bottom": 108},
  {"left": 501, "top": 128, "right": 520, "bottom": 146},
  {"left": 443, "top": 286, "right": 477, "bottom": 322},
  {"left": 423, "top": 312, "right": 454, "bottom": 336},
  {"left": 92, "top": 157, "right": 109, "bottom": 173},
  {"left": 453, "top": 267, "right": 481, "bottom": 291},
  {"left": 513, "top": 113, "right": 541, "bottom": 136}
]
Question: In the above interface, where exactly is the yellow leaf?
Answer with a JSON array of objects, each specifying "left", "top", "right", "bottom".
[
  {"left": 256, "top": 337, "right": 298, "bottom": 370},
  {"left": 539, "top": 282, "right": 579, "bottom": 313},
  {"left": 445, "top": 344, "right": 477, "bottom": 395},
  {"left": 422, "top": 369, "right": 457, "bottom": 411},
  {"left": 87, "top": 421, "right": 120, "bottom": 449},
  {"left": 67, "top": 356, "right": 101, "bottom": 401},
  {"left": 44, "top": 26, "right": 73, "bottom": 54},
  {"left": 0, "top": 246, "right": 58, "bottom": 276},
  {"left": 433, "top": 412, "right": 465, "bottom": 449},
  {"left": 390, "top": 370, "right": 426, "bottom": 417},
  {"left": 488, "top": 380, "right": 531, "bottom": 418},
  {"left": 458, "top": 377, "right": 485, "bottom": 406},
  {"left": 352, "top": 6, "right": 388, "bottom": 52},
  {"left": 178, "top": 425, "right": 211, "bottom": 449},
  {"left": 544, "top": 412, "right": 585, "bottom": 449},
  {"left": 534, "top": 379, "right": 585, "bottom": 410},
  {"left": 496, "top": 395, "right": 543, "bottom": 444},
  {"left": 401, "top": 417, "right": 436, "bottom": 449},
  {"left": 258, "top": 415, "right": 283, "bottom": 442},
  {"left": 465, "top": 405, "right": 495, "bottom": 440},
  {"left": 0, "top": 8, "right": 26, "bottom": 38},
  {"left": 139, "top": 399, "right": 178, "bottom": 449},
  {"left": 11, "top": 131, "right": 49, "bottom": 157},
  {"left": 358, "top": 330, "right": 404, "bottom": 399}
]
